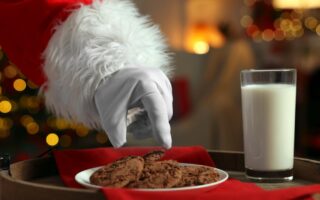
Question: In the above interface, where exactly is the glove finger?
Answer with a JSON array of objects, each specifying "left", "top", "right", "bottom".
[
  {"left": 94, "top": 86, "right": 128, "bottom": 148},
  {"left": 103, "top": 114, "right": 127, "bottom": 148},
  {"left": 158, "top": 74, "right": 173, "bottom": 120},
  {"left": 141, "top": 86, "right": 172, "bottom": 149},
  {"left": 151, "top": 69, "right": 173, "bottom": 120}
]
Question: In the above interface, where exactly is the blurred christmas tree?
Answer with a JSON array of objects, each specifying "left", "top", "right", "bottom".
[{"left": 0, "top": 47, "right": 110, "bottom": 161}]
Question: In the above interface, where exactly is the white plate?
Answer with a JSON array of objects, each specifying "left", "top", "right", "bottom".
[{"left": 75, "top": 163, "right": 228, "bottom": 191}]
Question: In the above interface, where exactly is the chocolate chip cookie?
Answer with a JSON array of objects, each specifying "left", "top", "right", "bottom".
[
  {"left": 143, "top": 150, "right": 164, "bottom": 162},
  {"left": 128, "top": 160, "right": 182, "bottom": 189},
  {"left": 90, "top": 156, "right": 144, "bottom": 188},
  {"left": 175, "top": 165, "right": 220, "bottom": 187},
  {"left": 89, "top": 151, "right": 220, "bottom": 189}
]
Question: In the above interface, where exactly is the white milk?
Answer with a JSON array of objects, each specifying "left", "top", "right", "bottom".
[{"left": 241, "top": 84, "right": 296, "bottom": 171}]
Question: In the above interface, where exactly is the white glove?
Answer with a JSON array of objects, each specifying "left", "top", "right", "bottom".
[{"left": 94, "top": 67, "right": 173, "bottom": 149}]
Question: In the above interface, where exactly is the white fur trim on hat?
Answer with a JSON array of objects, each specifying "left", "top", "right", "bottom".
[{"left": 42, "top": 0, "right": 172, "bottom": 129}]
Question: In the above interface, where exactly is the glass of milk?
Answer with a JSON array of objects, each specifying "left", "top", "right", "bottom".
[{"left": 241, "top": 69, "right": 296, "bottom": 182}]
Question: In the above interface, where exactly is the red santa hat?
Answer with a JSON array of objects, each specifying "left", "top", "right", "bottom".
[{"left": 0, "top": 0, "right": 171, "bottom": 128}]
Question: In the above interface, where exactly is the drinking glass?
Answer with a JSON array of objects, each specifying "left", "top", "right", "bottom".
[{"left": 241, "top": 69, "right": 296, "bottom": 182}]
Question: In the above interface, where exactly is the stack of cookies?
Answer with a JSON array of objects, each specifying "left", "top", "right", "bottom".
[{"left": 90, "top": 151, "right": 219, "bottom": 189}]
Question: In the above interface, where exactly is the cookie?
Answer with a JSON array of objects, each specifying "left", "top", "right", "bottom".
[
  {"left": 90, "top": 156, "right": 144, "bottom": 187},
  {"left": 175, "top": 165, "right": 220, "bottom": 187},
  {"left": 127, "top": 160, "right": 182, "bottom": 189},
  {"left": 143, "top": 150, "right": 165, "bottom": 162},
  {"left": 198, "top": 166, "right": 220, "bottom": 184},
  {"left": 174, "top": 166, "right": 200, "bottom": 187}
]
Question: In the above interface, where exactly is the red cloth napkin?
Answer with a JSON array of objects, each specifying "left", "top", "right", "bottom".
[{"left": 53, "top": 146, "right": 320, "bottom": 200}]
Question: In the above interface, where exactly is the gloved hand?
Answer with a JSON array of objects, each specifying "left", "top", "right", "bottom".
[{"left": 94, "top": 67, "right": 173, "bottom": 149}]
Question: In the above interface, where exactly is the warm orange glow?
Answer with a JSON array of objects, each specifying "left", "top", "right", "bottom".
[
  {"left": 273, "top": 0, "right": 320, "bottom": 9},
  {"left": 193, "top": 41, "right": 209, "bottom": 54},
  {"left": 185, "top": 22, "right": 225, "bottom": 54}
]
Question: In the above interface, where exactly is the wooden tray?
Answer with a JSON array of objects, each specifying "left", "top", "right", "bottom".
[{"left": 1, "top": 150, "right": 320, "bottom": 200}]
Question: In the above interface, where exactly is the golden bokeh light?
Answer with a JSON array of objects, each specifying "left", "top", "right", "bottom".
[
  {"left": 20, "top": 115, "right": 34, "bottom": 127},
  {"left": 262, "top": 29, "right": 275, "bottom": 41},
  {"left": 75, "top": 125, "right": 89, "bottom": 137},
  {"left": 280, "top": 19, "right": 291, "bottom": 31},
  {"left": 46, "top": 133, "right": 59, "bottom": 146},
  {"left": 240, "top": 15, "right": 253, "bottom": 28},
  {"left": 26, "top": 122, "right": 39, "bottom": 135},
  {"left": 96, "top": 132, "right": 108, "bottom": 144},
  {"left": 56, "top": 118, "right": 69, "bottom": 130},
  {"left": 304, "top": 17, "right": 318, "bottom": 30},
  {"left": 4, "top": 65, "right": 17, "bottom": 79},
  {"left": 60, "top": 134, "right": 72, "bottom": 147},
  {"left": 13, "top": 79, "right": 27, "bottom": 92},
  {"left": 193, "top": 41, "right": 209, "bottom": 54},
  {"left": 0, "top": 101, "right": 12, "bottom": 113}
]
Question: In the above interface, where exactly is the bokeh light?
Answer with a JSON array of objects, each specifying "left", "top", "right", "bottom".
[
  {"left": 0, "top": 101, "right": 12, "bottom": 113},
  {"left": 96, "top": 132, "right": 108, "bottom": 144},
  {"left": 262, "top": 29, "right": 275, "bottom": 41},
  {"left": 75, "top": 125, "right": 89, "bottom": 137},
  {"left": 46, "top": 133, "right": 59, "bottom": 146},
  {"left": 56, "top": 118, "right": 69, "bottom": 130},
  {"left": 193, "top": 41, "right": 209, "bottom": 54},
  {"left": 20, "top": 115, "right": 34, "bottom": 127},
  {"left": 4, "top": 65, "right": 17, "bottom": 79},
  {"left": 13, "top": 79, "right": 27, "bottom": 92},
  {"left": 241, "top": 15, "right": 253, "bottom": 28},
  {"left": 26, "top": 122, "right": 39, "bottom": 135},
  {"left": 304, "top": 17, "right": 318, "bottom": 30}
]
